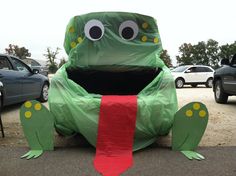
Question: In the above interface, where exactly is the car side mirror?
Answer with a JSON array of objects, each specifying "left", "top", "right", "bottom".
[
  {"left": 32, "top": 69, "right": 39, "bottom": 74},
  {"left": 185, "top": 70, "right": 191, "bottom": 73},
  {"left": 220, "top": 59, "right": 230, "bottom": 65}
]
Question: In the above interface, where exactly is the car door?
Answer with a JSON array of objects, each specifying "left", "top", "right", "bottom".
[
  {"left": 203, "top": 67, "right": 214, "bottom": 80},
  {"left": 184, "top": 67, "right": 199, "bottom": 83},
  {"left": 223, "top": 58, "right": 236, "bottom": 94},
  {"left": 9, "top": 57, "right": 41, "bottom": 101},
  {"left": 0, "top": 55, "right": 23, "bottom": 105},
  {"left": 195, "top": 67, "right": 210, "bottom": 82}
]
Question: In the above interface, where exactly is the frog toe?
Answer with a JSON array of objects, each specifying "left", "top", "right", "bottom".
[
  {"left": 21, "top": 150, "right": 43, "bottom": 160},
  {"left": 181, "top": 151, "right": 205, "bottom": 160},
  {"left": 21, "top": 151, "right": 31, "bottom": 159}
]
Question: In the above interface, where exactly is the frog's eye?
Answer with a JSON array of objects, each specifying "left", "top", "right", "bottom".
[
  {"left": 119, "top": 20, "right": 139, "bottom": 41},
  {"left": 84, "top": 19, "right": 104, "bottom": 41}
]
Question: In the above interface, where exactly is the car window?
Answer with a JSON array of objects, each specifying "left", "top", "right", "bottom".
[
  {"left": 195, "top": 67, "right": 213, "bottom": 72},
  {"left": 11, "top": 57, "right": 30, "bottom": 73},
  {"left": 172, "top": 66, "right": 188, "bottom": 72},
  {"left": 204, "top": 67, "right": 213, "bottom": 72},
  {"left": 231, "top": 54, "right": 236, "bottom": 66},
  {"left": 187, "top": 67, "right": 197, "bottom": 73},
  {"left": 0, "top": 56, "right": 13, "bottom": 70},
  {"left": 31, "top": 60, "right": 41, "bottom": 66},
  {"left": 195, "top": 67, "right": 205, "bottom": 72}
]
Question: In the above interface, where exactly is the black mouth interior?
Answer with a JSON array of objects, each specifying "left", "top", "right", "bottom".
[{"left": 66, "top": 66, "right": 161, "bottom": 95}]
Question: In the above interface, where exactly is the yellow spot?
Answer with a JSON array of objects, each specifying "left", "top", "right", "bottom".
[
  {"left": 199, "top": 110, "right": 206, "bottom": 118},
  {"left": 142, "top": 22, "right": 148, "bottom": 29},
  {"left": 153, "top": 37, "right": 159, "bottom": 43},
  {"left": 25, "top": 111, "right": 32, "bottom": 119},
  {"left": 34, "top": 103, "right": 42, "bottom": 111},
  {"left": 77, "top": 37, "right": 83, "bottom": 43},
  {"left": 24, "top": 101, "right": 32, "bottom": 108},
  {"left": 193, "top": 103, "right": 200, "bottom": 110},
  {"left": 69, "top": 27, "right": 75, "bottom": 33},
  {"left": 141, "top": 36, "right": 147, "bottom": 42},
  {"left": 186, "top": 110, "right": 193, "bottom": 117},
  {"left": 70, "top": 42, "right": 77, "bottom": 48}
]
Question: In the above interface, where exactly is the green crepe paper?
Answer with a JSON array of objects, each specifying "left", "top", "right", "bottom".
[
  {"left": 172, "top": 102, "right": 208, "bottom": 160},
  {"left": 48, "top": 12, "right": 178, "bottom": 151},
  {"left": 64, "top": 12, "right": 163, "bottom": 68},
  {"left": 20, "top": 100, "right": 54, "bottom": 159}
]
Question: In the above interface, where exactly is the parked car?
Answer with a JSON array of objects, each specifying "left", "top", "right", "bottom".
[
  {"left": 0, "top": 54, "right": 49, "bottom": 106},
  {"left": 213, "top": 54, "right": 236, "bottom": 104},
  {"left": 0, "top": 81, "right": 4, "bottom": 137},
  {"left": 24, "top": 58, "right": 48, "bottom": 76},
  {"left": 171, "top": 65, "right": 214, "bottom": 88}
]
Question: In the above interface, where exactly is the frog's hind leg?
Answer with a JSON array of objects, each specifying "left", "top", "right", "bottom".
[
  {"left": 172, "top": 102, "right": 208, "bottom": 160},
  {"left": 20, "top": 100, "right": 54, "bottom": 159}
]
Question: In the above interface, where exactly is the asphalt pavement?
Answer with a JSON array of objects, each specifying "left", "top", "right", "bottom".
[{"left": 0, "top": 145, "right": 235, "bottom": 176}]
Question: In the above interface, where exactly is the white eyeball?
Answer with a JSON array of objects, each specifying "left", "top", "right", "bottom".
[
  {"left": 84, "top": 19, "right": 104, "bottom": 41},
  {"left": 119, "top": 20, "right": 139, "bottom": 41}
]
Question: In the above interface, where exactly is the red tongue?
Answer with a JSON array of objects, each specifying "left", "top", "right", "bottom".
[{"left": 94, "top": 96, "right": 137, "bottom": 176}]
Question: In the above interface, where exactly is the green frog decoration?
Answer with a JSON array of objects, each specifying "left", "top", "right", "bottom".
[{"left": 20, "top": 12, "right": 208, "bottom": 161}]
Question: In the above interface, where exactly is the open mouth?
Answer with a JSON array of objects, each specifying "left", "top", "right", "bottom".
[{"left": 66, "top": 66, "right": 161, "bottom": 95}]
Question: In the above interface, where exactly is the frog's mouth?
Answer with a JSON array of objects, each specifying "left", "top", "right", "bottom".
[{"left": 66, "top": 65, "right": 161, "bottom": 95}]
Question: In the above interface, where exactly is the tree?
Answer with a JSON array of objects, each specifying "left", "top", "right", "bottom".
[
  {"left": 192, "top": 41, "right": 208, "bottom": 65},
  {"left": 176, "top": 39, "right": 222, "bottom": 68},
  {"left": 218, "top": 41, "right": 236, "bottom": 62},
  {"left": 176, "top": 43, "right": 194, "bottom": 65},
  {"left": 44, "top": 47, "right": 60, "bottom": 73},
  {"left": 59, "top": 57, "right": 67, "bottom": 68},
  {"left": 160, "top": 50, "right": 173, "bottom": 67},
  {"left": 5, "top": 44, "right": 31, "bottom": 59},
  {"left": 205, "top": 39, "right": 220, "bottom": 68}
]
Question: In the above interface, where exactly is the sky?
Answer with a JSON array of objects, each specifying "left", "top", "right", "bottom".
[{"left": 0, "top": 0, "right": 236, "bottom": 65}]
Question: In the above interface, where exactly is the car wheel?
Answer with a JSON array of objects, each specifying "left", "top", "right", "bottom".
[
  {"left": 191, "top": 84, "right": 198, "bottom": 88},
  {"left": 214, "top": 80, "right": 228, "bottom": 104},
  {"left": 175, "top": 78, "right": 184, "bottom": 88},
  {"left": 206, "top": 78, "right": 213, "bottom": 88},
  {"left": 38, "top": 82, "right": 49, "bottom": 102}
]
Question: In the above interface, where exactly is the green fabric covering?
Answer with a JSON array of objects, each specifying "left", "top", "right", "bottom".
[{"left": 48, "top": 12, "right": 178, "bottom": 151}]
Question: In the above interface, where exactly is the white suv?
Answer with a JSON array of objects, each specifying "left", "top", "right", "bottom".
[{"left": 171, "top": 65, "right": 214, "bottom": 88}]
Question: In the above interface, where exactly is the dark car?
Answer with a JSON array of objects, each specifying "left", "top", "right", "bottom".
[
  {"left": 213, "top": 54, "right": 236, "bottom": 103},
  {"left": 0, "top": 54, "right": 49, "bottom": 106}
]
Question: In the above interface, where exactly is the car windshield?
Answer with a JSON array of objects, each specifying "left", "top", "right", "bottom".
[{"left": 172, "top": 66, "right": 188, "bottom": 72}]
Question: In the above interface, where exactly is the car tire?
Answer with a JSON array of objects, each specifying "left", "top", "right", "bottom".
[
  {"left": 206, "top": 78, "right": 213, "bottom": 88},
  {"left": 175, "top": 78, "right": 184, "bottom": 88},
  {"left": 191, "top": 84, "right": 198, "bottom": 88},
  {"left": 214, "top": 80, "right": 228, "bottom": 104},
  {"left": 38, "top": 82, "right": 49, "bottom": 102}
]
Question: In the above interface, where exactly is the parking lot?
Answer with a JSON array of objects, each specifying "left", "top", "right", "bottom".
[{"left": 1, "top": 86, "right": 236, "bottom": 147}]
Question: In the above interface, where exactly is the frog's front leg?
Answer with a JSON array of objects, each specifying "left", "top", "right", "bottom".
[
  {"left": 20, "top": 100, "right": 54, "bottom": 159},
  {"left": 172, "top": 102, "right": 208, "bottom": 160}
]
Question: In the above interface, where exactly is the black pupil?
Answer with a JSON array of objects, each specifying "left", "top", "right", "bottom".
[
  {"left": 122, "top": 27, "right": 134, "bottom": 40},
  {"left": 89, "top": 26, "right": 102, "bottom": 39}
]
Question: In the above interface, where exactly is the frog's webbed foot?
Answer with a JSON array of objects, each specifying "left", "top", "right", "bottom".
[
  {"left": 21, "top": 150, "right": 43, "bottom": 160},
  {"left": 20, "top": 100, "right": 54, "bottom": 159},
  {"left": 181, "top": 151, "right": 205, "bottom": 160},
  {"left": 172, "top": 102, "right": 208, "bottom": 160}
]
